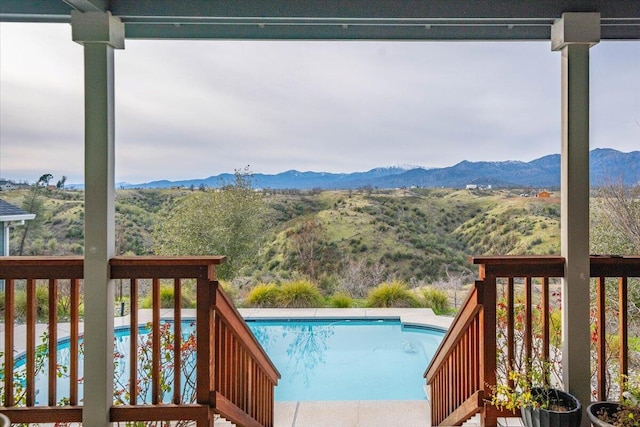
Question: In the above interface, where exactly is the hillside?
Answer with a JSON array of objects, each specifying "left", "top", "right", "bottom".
[
  {"left": 2, "top": 189, "right": 180, "bottom": 256},
  {"left": 256, "top": 188, "right": 560, "bottom": 286},
  {"left": 3, "top": 187, "right": 561, "bottom": 287}
]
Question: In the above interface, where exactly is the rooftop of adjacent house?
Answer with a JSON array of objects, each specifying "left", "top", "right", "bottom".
[{"left": 0, "top": 199, "right": 36, "bottom": 222}]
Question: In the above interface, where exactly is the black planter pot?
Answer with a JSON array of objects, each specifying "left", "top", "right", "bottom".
[
  {"left": 520, "top": 388, "right": 582, "bottom": 427},
  {"left": 587, "top": 402, "right": 623, "bottom": 427}
]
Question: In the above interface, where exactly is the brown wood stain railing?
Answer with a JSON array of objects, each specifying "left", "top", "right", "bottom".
[
  {"left": 424, "top": 280, "right": 485, "bottom": 425},
  {"left": 425, "top": 255, "right": 640, "bottom": 427},
  {"left": 591, "top": 256, "right": 640, "bottom": 401},
  {"left": 1, "top": 257, "right": 84, "bottom": 424},
  {"left": 424, "top": 256, "right": 565, "bottom": 426},
  {"left": 0, "top": 256, "right": 280, "bottom": 427}
]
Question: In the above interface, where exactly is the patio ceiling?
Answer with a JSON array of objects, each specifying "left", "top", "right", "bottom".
[{"left": 1, "top": 0, "right": 639, "bottom": 40}]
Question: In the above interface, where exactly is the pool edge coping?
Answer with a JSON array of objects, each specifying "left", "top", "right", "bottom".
[{"left": 238, "top": 307, "right": 454, "bottom": 332}]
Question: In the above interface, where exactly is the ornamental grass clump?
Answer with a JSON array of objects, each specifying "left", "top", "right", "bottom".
[
  {"left": 366, "top": 280, "right": 419, "bottom": 308},
  {"left": 277, "top": 280, "right": 324, "bottom": 308},
  {"left": 421, "top": 287, "right": 451, "bottom": 315},
  {"left": 330, "top": 292, "right": 354, "bottom": 308},
  {"left": 246, "top": 283, "right": 280, "bottom": 307},
  {"left": 140, "top": 284, "right": 195, "bottom": 308}
]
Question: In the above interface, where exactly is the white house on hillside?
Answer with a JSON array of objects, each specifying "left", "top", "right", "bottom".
[{"left": 0, "top": 199, "right": 36, "bottom": 257}]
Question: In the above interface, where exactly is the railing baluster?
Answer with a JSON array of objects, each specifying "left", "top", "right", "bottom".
[
  {"left": 462, "top": 329, "right": 468, "bottom": 401},
  {"left": 473, "top": 317, "right": 479, "bottom": 391},
  {"left": 596, "top": 276, "right": 607, "bottom": 400},
  {"left": 173, "top": 278, "right": 182, "bottom": 404},
  {"left": 232, "top": 337, "right": 237, "bottom": 404},
  {"left": 215, "top": 315, "right": 223, "bottom": 394},
  {"left": 48, "top": 278, "right": 58, "bottom": 406},
  {"left": 221, "top": 323, "right": 227, "bottom": 397},
  {"left": 541, "top": 277, "right": 550, "bottom": 385},
  {"left": 453, "top": 347, "right": 458, "bottom": 409},
  {"left": 619, "top": 276, "right": 628, "bottom": 399},
  {"left": 70, "top": 278, "right": 79, "bottom": 406},
  {"left": 524, "top": 276, "right": 532, "bottom": 377},
  {"left": 26, "top": 278, "right": 36, "bottom": 407},
  {"left": 4, "top": 279, "right": 15, "bottom": 407},
  {"left": 226, "top": 324, "right": 232, "bottom": 397},
  {"left": 506, "top": 277, "right": 514, "bottom": 388},
  {"left": 130, "top": 278, "right": 139, "bottom": 405},
  {"left": 151, "top": 277, "right": 160, "bottom": 405}
]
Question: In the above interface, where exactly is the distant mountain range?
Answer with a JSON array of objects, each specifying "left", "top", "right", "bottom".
[{"left": 114, "top": 148, "right": 639, "bottom": 190}]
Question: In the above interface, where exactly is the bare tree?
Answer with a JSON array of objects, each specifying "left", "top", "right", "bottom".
[
  {"left": 338, "top": 257, "right": 388, "bottom": 298},
  {"left": 18, "top": 184, "right": 45, "bottom": 255},
  {"left": 287, "top": 218, "right": 339, "bottom": 282},
  {"left": 596, "top": 178, "right": 640, "bottom": 253}
]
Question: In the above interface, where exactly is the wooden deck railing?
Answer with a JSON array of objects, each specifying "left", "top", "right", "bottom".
[
  {"left": 0, "top": 256, "right": 280, "bottom": 427},
  {"left": 590, "top": 256, "right": 640, "bottom": 401},
  {"left": 425, "top": 255, "right": 640, "bottom": 427},
  {"left": 1, "top": 257, "right": 84, "bottom": 424}
]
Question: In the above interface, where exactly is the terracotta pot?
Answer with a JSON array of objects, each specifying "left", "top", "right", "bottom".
[{"left": 520, "top": 388, "right": 582, "bottom": 427}]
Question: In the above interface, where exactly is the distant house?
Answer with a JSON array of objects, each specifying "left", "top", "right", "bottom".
[
  {"left": 0, "top": 179, "right": 17, "bottom": 191},
  {"left": 0, "top": 199, "right": 36, "bottom": 257},
  {"left": 537, "top": 191, "right": 551, "bottom": 198},
  {"left": 466, "top": 184, "right": 478, "bottom": 190}
]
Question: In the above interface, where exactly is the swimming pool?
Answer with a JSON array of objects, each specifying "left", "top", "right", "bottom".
[
  {"left": 246, "top": 318, "right": 445, "bottom": 401},
  {"left": 13, "top": 318, "right": 444, "bottom": 404}
]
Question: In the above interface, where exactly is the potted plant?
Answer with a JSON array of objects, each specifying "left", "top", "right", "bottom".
[
  {"left": 490, "top": 369, "right": 582, "bottom": 427},
  {"left": 587, "top": 377, "right": 640, "bottom": 427}
]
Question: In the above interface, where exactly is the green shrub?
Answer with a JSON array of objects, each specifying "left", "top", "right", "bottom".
[
  {"left": 421, "top": 287, "right": 451, "bottom": 315},
  {"left": 277, "top": 280, "right": 324, "bottom": 308},
  {"left": 140, "top": 285, "right": 194, "bottom": 309},
  {"left": 160, "top": 286, "right": 176, "bottom": 308},
  {"left": 330, "top": 293, "right": 353, "bottom": 308},
  {"left": 218, "top": 280, "right": 238, "bottom": 302},
  {"left": 366, "top": 281, "right": 419, "bottom": 308},
  {"left": 13, "top": 286, "right": 50, "bottom": 322},
  {"left": 246, "top": 283, "right": 280, "bottom": 308},
  {"left": 318, "top": 275, "right": 338, "bottom": 295}
]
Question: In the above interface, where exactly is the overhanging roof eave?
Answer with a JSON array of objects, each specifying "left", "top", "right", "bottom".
[
  {"left": 1, "top": 0, "right": 639, "bottom": 40},
  {"left": 0, "top": 214, "right": 36, "bottom": 222},
  {"left": 1, "top": 19, "right": 639, "bottom": 41}
]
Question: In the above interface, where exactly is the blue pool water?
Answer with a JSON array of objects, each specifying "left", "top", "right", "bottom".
[
  {"left": 246, "top": 319, "right": 445, "bottom": 401},
  {"left": 13, "top": 318, "right": 444, "bottom": 403}
]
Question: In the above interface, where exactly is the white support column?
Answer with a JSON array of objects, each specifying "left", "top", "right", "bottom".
[
  {"left": 72, "top": 11, "right": 124, "bottom": 427},
  {"left": 552, "top": 12, "right": 600, "bottom": 426}
]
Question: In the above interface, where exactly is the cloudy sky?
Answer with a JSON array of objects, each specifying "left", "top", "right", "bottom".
[{"left": 1, "top": 23, "right": 638, "bottom": 185}]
